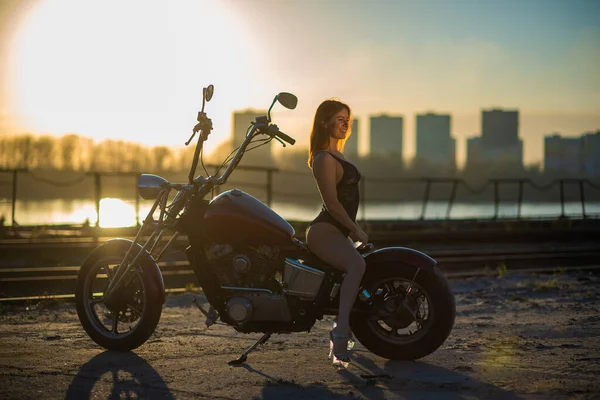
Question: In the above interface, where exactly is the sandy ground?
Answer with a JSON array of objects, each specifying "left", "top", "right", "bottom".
[{"left": 1, "top": 270, "right": 599, "bottom": 400}]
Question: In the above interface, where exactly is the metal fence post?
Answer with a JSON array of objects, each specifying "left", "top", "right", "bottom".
[
  {"left": 517, "top": 179, "right": 524, "bottom": 219},
  {"left": 420, "top": 180, "right": 431, "bottom": 220},
  {"left": 94, "top": 173, "right": 102, "bottom": 227},
  {"left": 134, "top": 175, "right": 140, "bottom": 226},
  {"left": 446, "top": 179, "right": 458, "bottom": 220},
  {"left": 493, "top": 180, "right": 499, "bottom": 219},
  {"left": 580, "top": 180, "right": 586, "bottom": 219},
  {"left": 11, "top": 169, "right": 18, "bottom": 226},
  {"left": 559, "top": 180, "right": 565, "bottom": 218}
]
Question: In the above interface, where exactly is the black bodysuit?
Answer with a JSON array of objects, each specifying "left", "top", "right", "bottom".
[{"left": 310, "top": 152, "right": 361, "bottom": 237}]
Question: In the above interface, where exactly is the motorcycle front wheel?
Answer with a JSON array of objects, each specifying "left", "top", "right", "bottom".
[
  {"left": 75, "top": 241, "right": 164, "bottom": 351},
  {"left": 350, "top": 264, "right": 455, "bottom": 360}
]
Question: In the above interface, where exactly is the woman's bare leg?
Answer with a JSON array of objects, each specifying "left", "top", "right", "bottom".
[{"left": 306, "top": 222, "right": 366, "bottom": 336}]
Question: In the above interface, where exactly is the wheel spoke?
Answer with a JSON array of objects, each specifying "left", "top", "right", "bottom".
[
  {"left": 415, "top": 308, "right": 427, "bottom": 329},
  {"left": 405, "top": 305, "right": 418, "bottom": 321},
  {"left": 126, "top": 303, "right": 142, "bottom": 316},
  {"left": 103, "top": 264, "right": 114, "bottom": 283},
  {"left": 383, "top": 283, "right": 394, "bottom": 294},
  {"left": 90, "top": 297, "right": 104, "bottom": 305},
  {"left": 111, "top": 315, "right": 118, "bottom": 334},
  {"left": 391, "top": 321, "right": 402, "bottom": 337}
]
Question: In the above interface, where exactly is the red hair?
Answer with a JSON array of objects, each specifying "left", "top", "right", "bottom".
[{"left": 307, "top": 99, "right": 352, "bottom": 167}]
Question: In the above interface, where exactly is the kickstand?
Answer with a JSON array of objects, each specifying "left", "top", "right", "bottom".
[{"left": 228, "top": 332, "right": 272, "bottom": 365}]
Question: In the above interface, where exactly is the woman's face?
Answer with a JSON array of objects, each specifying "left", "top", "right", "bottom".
[{"left": 327, "top": 108, "right": 350, "bottom": 140}]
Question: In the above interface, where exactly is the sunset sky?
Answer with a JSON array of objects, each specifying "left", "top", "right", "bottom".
[{"left": 0, "top": 0, "right": 598, "bottom": 167}]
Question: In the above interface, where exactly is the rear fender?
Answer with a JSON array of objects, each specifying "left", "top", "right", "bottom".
[
  {"left": 364, "top": 247, "right": 437, "bottom": 271},
  {"left": 86, "top": 238, "right": 165, "bottom": 304}
]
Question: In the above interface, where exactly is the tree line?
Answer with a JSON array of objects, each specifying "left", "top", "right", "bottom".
[{"left": 0, "top": 133, "right": 202, "bottom": 172}]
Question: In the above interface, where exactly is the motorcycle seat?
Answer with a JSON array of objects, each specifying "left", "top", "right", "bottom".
[
  {"left": 293, "top": 238, "right": 374, "bottom": 255},
  {"left": 290, "top": 239, "right": 374, "bottom": 276}
]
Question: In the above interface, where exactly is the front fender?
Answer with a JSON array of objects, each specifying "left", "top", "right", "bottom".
[
  {"left": 86, "top": 238, "right": 166, "bottom": 304},
  {"left": 364, "top": 247, "right": 437, "bottom": 271}
]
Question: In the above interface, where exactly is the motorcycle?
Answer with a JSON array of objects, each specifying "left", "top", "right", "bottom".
[{"left": 75, "top": 85, "right": 455, "bottom": 364}]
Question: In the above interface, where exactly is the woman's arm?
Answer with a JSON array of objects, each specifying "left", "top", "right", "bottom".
[{"left": 312, "top": 152, "right": 360, "bottom": 234}]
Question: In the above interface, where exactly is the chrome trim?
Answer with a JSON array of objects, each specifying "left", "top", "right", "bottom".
[
  {"left": 283, "top": 258, "right": 325, "bottom": 300},
  {"left": 284, "top": 258, "right": 323, "bottom": 275},
  {"left": 220, "top": 286, "right": 273, "bottom": 295},
  {"left": 329, "top": 283, "right": 340, "bottom": 299}
]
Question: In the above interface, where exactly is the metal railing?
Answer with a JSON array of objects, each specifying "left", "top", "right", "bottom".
[
  {"left": 1, "top": 168, "right": 600, "bottom": 227},
  {"left": 0, "top": 166, "right": 278, "bottom": 227},
  {"left": 361, "top": 177, "right": 600, "bottom": 220}
]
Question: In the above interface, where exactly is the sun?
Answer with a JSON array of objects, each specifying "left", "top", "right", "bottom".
[{"left": 7, "top": 0, "right": 263, "bottom": 151}]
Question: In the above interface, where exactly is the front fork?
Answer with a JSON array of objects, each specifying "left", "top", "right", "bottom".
[
  {"left": 103, "top": 190, "right": 167, "bottom": 305},
  {"left": 103, "top": 219, "right": 178, "bottom": 307}
]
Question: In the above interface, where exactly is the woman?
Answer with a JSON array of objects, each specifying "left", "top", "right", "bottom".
[{"left": 306, "top": 99, "right": 369, "bottom": 363}]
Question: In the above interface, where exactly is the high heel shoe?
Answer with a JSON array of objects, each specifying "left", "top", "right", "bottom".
[{"left": 329, "top": 329, "right": 352, "bottom": 364}]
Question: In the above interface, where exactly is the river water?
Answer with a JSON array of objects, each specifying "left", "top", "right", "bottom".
[{"left": 1, "top": 198, "right": 598, "bottom": 228}]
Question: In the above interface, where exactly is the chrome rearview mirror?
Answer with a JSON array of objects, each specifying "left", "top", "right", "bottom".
[
  {"left": 204, "top": 84, "right": 214, "bottom": 102},
  {"left": 267, "top": 91, "right": 298, "bottom": 121},
  {"left": 277, "top": 92, "right": 297, "bottom": 110}
]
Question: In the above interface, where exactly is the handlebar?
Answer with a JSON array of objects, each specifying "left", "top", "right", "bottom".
[
  {"left": 185, "top": 95, "right": 296, "bottom": 193},
  {"left": 269, "top": 124, "right": 296, "bottom": 146},
  {"left": 213, "top": 123, "right": 260, "bottom": 185},
  {"left": 205, "top": 119, "right": 296, "bottom": 187},
  {"left": 187, "top": 113, "right": 213, "bottom": 184}
]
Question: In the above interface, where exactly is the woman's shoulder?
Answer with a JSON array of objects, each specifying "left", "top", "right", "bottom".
[
  {"left": 312, "top": 151, "right": 340, "bottom": 171},
  {"left": 313, "top": 151, "right": 335, "bottom": 163},
  {"left": 315, "top": 151, "right": 346, "bottom": 162}
]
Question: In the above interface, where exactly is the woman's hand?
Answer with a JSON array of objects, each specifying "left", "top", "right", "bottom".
[{"left": 349, "top": 226, "right": 369, "bottom": 245}]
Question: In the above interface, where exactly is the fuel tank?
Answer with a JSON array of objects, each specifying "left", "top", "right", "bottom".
[{"left": 204, "top": 189, "right": 295, "bottom": 246}]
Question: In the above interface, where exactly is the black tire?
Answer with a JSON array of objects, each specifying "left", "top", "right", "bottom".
[
  {"left": 350, "top": 264, "right": 455, "bottom": 360},
  {"left": 75, "top": 241, "right": 164, "bottom": 351}
]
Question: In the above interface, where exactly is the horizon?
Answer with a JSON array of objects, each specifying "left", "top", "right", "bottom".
[{"left": 0, "top": 0, "right": 599, "bottom": 167}]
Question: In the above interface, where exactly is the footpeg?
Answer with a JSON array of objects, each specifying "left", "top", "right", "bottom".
[
  {"left": 205, "top": 306, "right": 219, "bottom": 328},
  {"left": 192, "top": 296, "right": 219, "bottom": 328}
]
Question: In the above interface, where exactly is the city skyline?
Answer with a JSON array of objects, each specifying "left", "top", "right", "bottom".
[
  {"left": 370, "top": 114, "right": 403, "bottom": 161},
  {"left": 344, "top": 118, "right": 359, "bottom": 158},
  {"left": 230, "top": 106, "right": 598, "bottom": 173},
  {"left": 545, "top": 131, "right": 600, "bottom": 176},
  {"left": 0, "top": 0, "right": 598, "bottom": 168},
  {"left": 416, "top": 113, "right": 455, "bottom": 168}
]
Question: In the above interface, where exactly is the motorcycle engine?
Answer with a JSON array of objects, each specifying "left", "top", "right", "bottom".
[
  {"left": 205, "top": 243, "right": 281, "bottom": 288},
  {"left": 225, "top": 293, "right": 292, "bottom": 324}
]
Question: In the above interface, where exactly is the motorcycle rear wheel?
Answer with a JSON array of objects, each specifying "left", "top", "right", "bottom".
[
  {"left": 350, "top": 264, "right": 455, "bottom": 360},
  {"left": 75, "top": 242, "right": 163, "bottom": 351}
]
